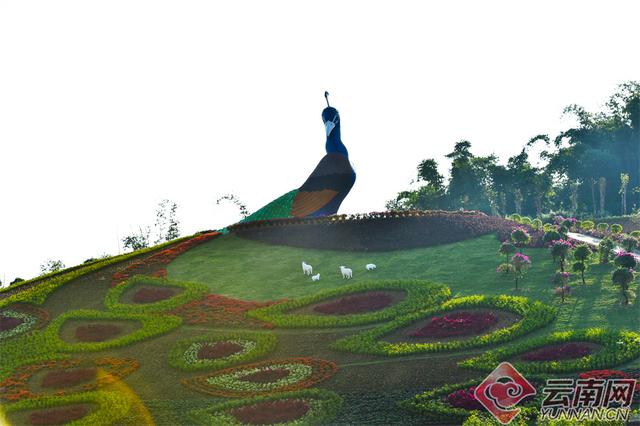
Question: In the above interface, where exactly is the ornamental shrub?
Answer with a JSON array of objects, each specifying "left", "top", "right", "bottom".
[
  {"left": 509, "top": 214, "right": 522, "bottom": 223},
  {"left": 612, "top": 268, "right": 634, "bottom": 305},
  {"left": 543, "top": 230, "right": 561, "bottom": 244},
  {"left": 610, "top": 224, "right": 623, "bottom": 234},
  {"left": 631, "top": 230, "right": 640, "bottom": 239},
  {"left": 520, "top": 217, "right": 532, "bottom": 225},
  {"left": 596, "top": 223, "right": 609, "bottom": 233},
  {"left": 552, "top": 272, "right": 571, "bottom": 302},
  {"left": 572, "top": 244, "right": 591, "bottom": 285},
  {"left": 549, "top": 240, "right": 573, "bottom": 271},
  {"left": 622, "top": 236, "right": 638, "bottom": 252},
  {"left": 496, "top": 263, "right": 514, "bottom": 274},
  {"left": 542, "top": 223, "right": 556, "bottom": 233},
  {"left": 614, "top": 252, "right": 637, "bottom": 269},
  {"left": 531, "top": 219, "right": 543, "bottom": 230},
  {"left": 598, "top": 238, "right": 615, "bottom": 264},
  {"left": 498, "top": 242, "right": 517, "bottom": 264},
  {"left": 580, "top": 220, "right": 595, "bottom": 232},
  {"left": 511, "top": 228, "right": 531, "bottom": 251}
]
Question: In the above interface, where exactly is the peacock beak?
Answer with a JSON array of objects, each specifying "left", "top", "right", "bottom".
[{"left": 325, "top": 121, "right": 335, "bottom": 137}]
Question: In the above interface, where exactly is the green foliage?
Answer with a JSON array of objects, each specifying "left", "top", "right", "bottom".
[
  {"left": 40, "top": 259, "right": 66, "bottom": 275},
  {"left": 9, "top": 277, "right": 25, "bottom": 286},
  {"left": 531, "top": 218, "right": 543, "bottom": 230},
  {"left": 612, "top": 268, "right": 635, "bottom": 304},
  {"left": 597, "top": 223, "right": 610, "bottom": 233},
  {"left": 614, "top": 252, "right": 637, "bottom": 269},
  {"left": 510, "top": 214, "right": 523, "bottom": 223},
  {"left": 520, "top": 216, "right": 532, "bottom": 225},
  {"left": 573, "top": 244, "right": 591, "bottom": 262},
  {"left": 2, "top": 390, "right": 133, "bottom": 426},
  {"left": 580, "top": 220, "right": 595, "bottom": 231},
  {"left": 247, "top": 280, "right": 451, "bottom": 328},
  {"left": 240, "top": 190, "right": 297, "bottom": 223},
  {"left": 511, "top": 228, "right": 531, "bottom": 248},
  {"left": 104, "top": 275, "right": 207, "bottom": 314},
  {"left": 168, "top": 331, "right": 277, "bottom": 371},
  {"left": 332, "top": 295, "right": 555, "bottom": 356},
  {"left": 45, "top": 309, "right": 182, "bottom": 353},
  {"left": 543, "top": 230, "right": 561, "bottom": 244},
  {"left": 621, "top": 235, "right": 638, "bottom": 252},
  {"left": 122, "top": 227, "right": 151, "bottom": 251},
  {"left": 187, "top": 388, "right": 343, "bottom": 426},
  {"left": 610, "top": 224, "right": 623, "bottom": 234},
  {"left": 631, "top": 230, "right": 640, "bottom": 239},
  {"left": 459, "top": 328, "right": 640, "bottom": 373},
  {"left": 598, "top": 238, "right": 615, "bottom": 264}
]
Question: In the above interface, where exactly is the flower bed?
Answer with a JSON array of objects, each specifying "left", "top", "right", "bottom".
[
  {"left": 74, "top": 324, "right": 122, "bottom": 342},
  {"left": 229, "top": 210, "right": 526, "bottom": 251},
  {"left": 187, "top": 388, "right": 343, "bottom": 425},
  {"left": 459, "top": 329, "right": 640, "bottom": 373},
  {"left": 521, "top": 342, "right": 594, "bottom": 361},
  {"left": 132, "top": 287, "right": 175, "bottom": 303},
  {"left": 182, "top": 358, "right": 338, "bottom": 397},
  {"left": 29, "top": 405, "right": 88, "bottom": 425},
  {"left": 111, "top": 232, "right": 220, "bottom": 287},
  {"left": 248, "top": 281, "right": 451, "bottom": 328},
  {"left": 44, "top": 309, "right": 181, "bottom": 353},
  {"left": 104, "top": 276, "right": 207, "bottom": 314},
  {"left": 3, "top": 391, "right": 132, "bottom": 426},
  {"left": 0, "top": 357, "right": 138, "bottom": 401},
  {"left": 409, "top": 311, "right": 497, "bottom": 338},
  {"left": 170, "top": 294, "right": 278, "bottom": 329},
  {"left": 577, "top": 369, "right": 640, "bottom": 402},
  {"left": 0, "top": 304, "right": 50, "bottom": 340},
  {"left": 312, "top": 291, "right": 395, "bottom": 315},
  {"left": 169, "top": 331, "right": 276, "bottom": 371},
  {"left": 400, "top": 379, "right": 541, "bottom": 425},
  {"left": 332, "top": 295, "right": 555, "bottom": 356}
]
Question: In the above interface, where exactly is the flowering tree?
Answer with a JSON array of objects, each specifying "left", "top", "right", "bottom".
[
  {"left": 614, "top": 252, "right": 638, "bottom": 269},
  {"left": 572, "top": 244, "right": 591, "bottom": 285},
  {"left": 549, "top": 239, "right": 573, "bottom": 272},
  {"left": 553, "top": 271, "right": 571, "bottom": 303},
  {"left": 511, "top": 253, "right": 531, "bottom": 290},
  {"left": 510, "top": 228, "right": 531, "bottom": 252}
]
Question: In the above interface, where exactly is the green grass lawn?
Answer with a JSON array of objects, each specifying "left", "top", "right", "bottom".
[{"left": 168, "top": 234, "right": 639, "bottom": 334}]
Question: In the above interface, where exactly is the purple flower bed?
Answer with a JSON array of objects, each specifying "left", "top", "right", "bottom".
[
  {"left": 522, "top": 342, "right": 594, "bottom": 361},
  {"left": 410, "top": 311, "right": 497, "bottom": 338}
]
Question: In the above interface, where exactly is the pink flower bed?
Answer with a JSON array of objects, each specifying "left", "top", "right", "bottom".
[
  {"left": 410, "top": 311, "right": 497, "bottom": 338},
  {"left": 313, "top": 292, "right": 394, "bottom": 315},
  {"left": 522, "top": 342, "right": 593, "bottom": 361},
  {"left": 446, "top": 386, "right": 484, "bottom": 410}
]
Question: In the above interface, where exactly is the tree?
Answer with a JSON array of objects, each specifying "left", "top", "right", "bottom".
[
  {"left": 40, "top": 259, "right": 65, "bottom": 275},
  {"left": 598, "top": 238, "right": 615, "bottom": 264},
  {"left": 217, "top": 194, "right": 250, "bottom": 219},
  {"left": 510, "top": 228, "right": 531, "bottom": 252},
  {"left": 154, "top": 199, "right": 180, "bottom": 244},
  {"left": 499, "top": 242, "right": 517, "bottom": 264},
  {"left": 549, "top": 239, "right": 572, "bottom": 272},
  {"left": 612, "top": 268, "right": 634, "bottom": 305},
  {"left": 511, "top": 253, "right": 531, "bottom": 290},
  {"left": 620, "top": 173, "right": 630, "bottom": 215},
  {"left": 552, "top": 271, "right": 571, "bottom": 303},
  {"left": 122, "top": 227, "right": 150, "bottom": 251},
  {"left": 10, "top": 277, "right": 25, "bottom": 286},
  {"left": 572, "top": 244, "right": 591, "bottom": 285}
]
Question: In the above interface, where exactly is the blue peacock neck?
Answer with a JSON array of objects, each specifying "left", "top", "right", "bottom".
[{"left": 326, "top": 128, "right": 349, "bottom": 157}]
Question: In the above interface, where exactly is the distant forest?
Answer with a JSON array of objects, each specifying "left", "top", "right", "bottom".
[{"left": 388, "top": 81, "right": 640, "bottom": 219}]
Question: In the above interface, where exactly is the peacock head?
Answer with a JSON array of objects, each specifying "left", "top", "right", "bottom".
[{"left": 322, "top": 91, "right": 340, "bottom": 137}]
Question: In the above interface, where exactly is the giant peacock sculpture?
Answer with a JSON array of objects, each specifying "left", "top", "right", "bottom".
[{"left": 239, "top": 92, "right": 356, "bottom": 222}]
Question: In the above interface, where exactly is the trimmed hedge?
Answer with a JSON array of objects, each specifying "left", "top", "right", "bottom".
[
  {"left": 46, "top": 309, "right": 182, "bottom": 353},
  {"left": 187, "top": 388, "right": 343, "bottom": 426},
  {"left": 2, "top": 390, "right": 132, "bottom": 426},
  {"left": 105, "top": 275, "right": 207, "bottom": 314},
  {"left": 332, "top": 295, "right": 556, "bottom": 355},
  {"left": 168, "top": 331, "right": 277, "bottom": 371},
  {"left": 0, "top": 235, "right": 197, "bottom": 308},
  {"left": 247, "top": 280, "right": 451, "bottom": 328},
  {"left": 459, "top": 328, "right": 640, "bottom": 373},
  {"left": 400, "top": 379, "right": 542, "bottom": 425}
]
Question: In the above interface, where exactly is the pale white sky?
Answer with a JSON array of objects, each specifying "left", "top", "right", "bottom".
[{"left": 1, "top": 0, "right": 638, "bottom": 283}]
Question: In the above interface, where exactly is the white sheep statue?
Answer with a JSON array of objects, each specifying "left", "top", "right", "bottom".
[
  {"left": 340, "top": 266, "right": 353, "bottom": 279},
  {"left": 302, "top": 261, "right": 313, "bottom": 275},
  {"left": 311, "top": 273, "right": 320, "bottom": 281},
  {"left": 366, "top": 263, "right": 377, "bottom": 271}
]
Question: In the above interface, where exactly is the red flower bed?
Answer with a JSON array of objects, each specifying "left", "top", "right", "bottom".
[
  {"left": 0, "top": 358, "right": 138, "bottom": 402},
  {"left": 111, "top": 232, "right": 220, "bottom": 287},
  {"left": 522, "top": 342, "right": 593, "bottom": 361},
  {"left": 578, "top": 369, "right": 640, "bottom": 393},
  {"left": 240, "top": 369, "right": 290, "bottom": 383},
  {"left": 74, "top": 324, "right": 122, "bottom": 342},
  {"left": 230, "top": 399, "right": 310, "bottom": 425},
  {"left": 410, "top": 311, "right": 497, "bottom": 338},
  {"left": 132, "top": 287, "right": 175, "bottom": 303},
  {"left": 313, "top": 292, "right": 393, "bottom": 315},
  {"left": 41, "top": 368, "right": 96, "bottom": 389},
  {"left": 0, "top": 315, "right": 23, "bottom": 331},
  {"left": 446, "top": 386, "right": 484, "bottom": 410},
  {"left": 30, "top": 405, "right": 88, "bottom": 425},
  {"left": 170, "top": 294, "right": 279, "bottom": 329},
  {"left": 198, "top": 342, "right": 244, "bottom": 360}
]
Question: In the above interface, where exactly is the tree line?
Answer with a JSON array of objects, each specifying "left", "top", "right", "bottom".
[{"left": 388, "top": 81, "right": 640, "bottom": 219}]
